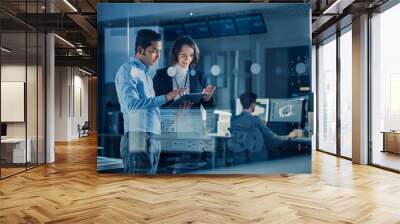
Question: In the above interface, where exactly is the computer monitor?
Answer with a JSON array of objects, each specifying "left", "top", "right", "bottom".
[
  {"left": 235, "top": 14, "right": 267, "bottom": 35},
  {"left": 1, "top": 123, "right": 7, "bottom": 137},
  {"left": 160, "top": 109, "right": 204, "bottom": 139},
  {"left": 236, "top": 98, "right": 269, "bottom": 121},
  {"left": 268, "top": 98, "right": 304, "bottom": 123},
  {"left": 163, "top": 24, "right": 185, "bottom": 41},
  {"left": 208, "top": 18, "right": 237, "bottom": 37},
  {"left": 183, "top": 21, "right": 211, "bottom": 39}
]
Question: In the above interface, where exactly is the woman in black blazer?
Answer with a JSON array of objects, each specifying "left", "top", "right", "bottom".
[{"left": 153, "top": 36, "right": 215, "bottom": 108}]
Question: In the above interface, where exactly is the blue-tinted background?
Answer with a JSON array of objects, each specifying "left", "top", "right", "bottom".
[{"left": 97, "top": 3, "right": 312, "bottom": 174}]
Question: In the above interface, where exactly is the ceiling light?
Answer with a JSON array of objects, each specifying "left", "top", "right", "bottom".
[
  {"left": 322, "top": 0, "right": 354, "bottom": 15},
  {"left": 54, "top": 34, "right": 75, "bottom": 48},
  {"left": 63, "top": 0, "right": 78, "bottom": 12},
  {"left": 1, "top": 47, "right": 11, "bottom": 53},
  {"left": 78, "top": 67, "right": 92, "bottom": 76}
]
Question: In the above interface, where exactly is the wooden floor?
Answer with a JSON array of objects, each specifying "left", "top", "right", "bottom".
[
  {"left": 1, "top": 136, "right": 400, "bottom": 223},
  {"left": 372, "top": 150, "right": 400, "bottom": 171}
]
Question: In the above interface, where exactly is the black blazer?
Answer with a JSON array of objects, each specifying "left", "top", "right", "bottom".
[{"left": 153, "top": 67, "right": 215, "bottom": 108}]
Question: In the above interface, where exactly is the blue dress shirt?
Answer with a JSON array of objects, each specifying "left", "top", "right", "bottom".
[
  {"left": 115, "top": 57, "right": 166, "bottom": 134},
  {"left": 231, "top": 111, "right": 290, "bottom": 148}
]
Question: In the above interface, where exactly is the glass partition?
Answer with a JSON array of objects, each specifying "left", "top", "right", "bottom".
[
  {"left": 339, "top": 26, "right": 352, "bottom": 158},
  {"left": 317, "top": 35, "right": 337, "bottom": 155},
  {"left": 370, "top": 3, "right": 400, "bottom": 171},
  {"left": 0, "top": 1, "right": 46, "bottom": 179},
  {"left": 1, "top": 29, "right": 28, "bottom": 177}
]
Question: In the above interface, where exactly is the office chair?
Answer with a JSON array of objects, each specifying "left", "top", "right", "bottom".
[
  {"left": 226, "top": 127, "right": 264, "bottom": 166},
  {"left": 78, "top": 121, "right": 90, "bottom": 138}
]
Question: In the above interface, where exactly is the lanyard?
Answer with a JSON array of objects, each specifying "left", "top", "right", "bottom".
[{"left": 173, "top": 70, "right": 189, "bottom": 90}]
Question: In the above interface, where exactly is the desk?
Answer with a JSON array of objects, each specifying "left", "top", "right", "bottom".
[
  {"left": 290, "top": 136, "right": 312, "bottom": 155},
  {"left": 382, "top": 131, "right": 400, "bottom": 154},
  {"left": 206, "top": 133, "right": 231, "bottom": 167},
  {"left": 1, "top": 138, "right": 31, "bottom": 164}
]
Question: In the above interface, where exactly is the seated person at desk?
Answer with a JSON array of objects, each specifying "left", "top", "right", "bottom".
[
  {"left": 153, "top": 36, "right": 215, "bottom": 108},
  {"left": 231, "top": 92, "right": 300, "bottom": 158}
]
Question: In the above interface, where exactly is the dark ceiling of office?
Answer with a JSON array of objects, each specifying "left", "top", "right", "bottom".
[{"left": 0, "top": 0, "right": 389, "bottom": 76}]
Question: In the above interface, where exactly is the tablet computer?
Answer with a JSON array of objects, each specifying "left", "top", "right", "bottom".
[{"left": 169, "top": 93, "right": 206, "bottom": 107}]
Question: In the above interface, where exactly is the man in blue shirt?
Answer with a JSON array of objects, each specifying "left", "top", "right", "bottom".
[
  {"left": 115, "top": 29, "right": 186, "bottom": 174},
  {"left": 231, "top": 92, "right": 299, "bottom": 158}
]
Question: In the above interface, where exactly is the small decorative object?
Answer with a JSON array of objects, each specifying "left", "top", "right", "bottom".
[
  {"left": 295, "top": 62, "right": 306, "bottom": 75},
  {"left": 250, "top": 63, "right": 261, "bottom": 75},
  {"left": 190, "top": 69, "right": 196, "bottom": 76},
  {"left": 167, "top": 66, "right": 177, "bottom": 77},
  {"left": 210, "top": 65, "right": 221, "bottom": 76}
]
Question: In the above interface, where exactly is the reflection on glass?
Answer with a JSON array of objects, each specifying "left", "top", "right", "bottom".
[
  {"left": 340, "top": 28, "right": 352, "bottom": 158},
  {"left": 1, "top": 31, "right": 27, "bottom": 177},
  {"left": 38, "top": 32, "right": 46, "bottom": 165},
  {"left": 0, "top": 1, "right": 47, "bottom": 179},
  {"left": 210, "top": 65, "right": 221, "bottom": 76},
  {"left": 371, "top": 4, "right": 400, "bottom": 171},
  {"left": 27, "top": 32, "right": 38, "bottom": 169},
  {"left": 318, "top": 36, "right": 337, "bottom": 154},
  {"left": 250, "top": 63, "right": 261, "bottom": 75}
]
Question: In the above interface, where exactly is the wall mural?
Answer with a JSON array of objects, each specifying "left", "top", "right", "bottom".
[{"left": 97, "top": 3, "right": 313, "bottom": 174}]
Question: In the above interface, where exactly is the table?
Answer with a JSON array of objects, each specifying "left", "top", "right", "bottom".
[
  {"left": 206, "top": 133, "right": 231, "bottom": 167},
  {"left": 382, "top": 131, "right": 400, "bottom": 154},
  {"left": 1, "top": 138, "right": 31, "bottom": 164}
]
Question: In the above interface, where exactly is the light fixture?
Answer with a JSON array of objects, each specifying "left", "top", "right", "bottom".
[
  {"left": 63, "top": 0, "right": 78, "bottom": 12},
  {"left": 54, "top": 34, "right": 75, "bottom": 48},
  {"left": 1, "top": 47, "right": 11, "bottom": 53},
  {"left": 78, "top": 67, "right": 92, "bottom": 76},
  {"left": 322, "top": 0, "right": 355, "bottom": 15}
]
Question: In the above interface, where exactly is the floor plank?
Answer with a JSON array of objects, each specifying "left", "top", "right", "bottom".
[{"left": 1, "top": 135, "right": 400, "bottom": 223}]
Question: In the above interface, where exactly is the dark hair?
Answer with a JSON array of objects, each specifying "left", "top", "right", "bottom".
[
  {"left": 169, "top": 36, "right": 200, "bottom": 66},
  {"left": 135, "top": 29, "right": 161, "bottom": 55},
  {"left": 239, "top": 92, "right": 257, "bottom": 109}
]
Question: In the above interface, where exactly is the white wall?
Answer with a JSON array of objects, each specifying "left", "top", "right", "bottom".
[
  {"left": 55, "top": 67, "right": 89, "bottom": 141},
  {"left": 1, "top": 64, "right": 46, "bottom": 163}
]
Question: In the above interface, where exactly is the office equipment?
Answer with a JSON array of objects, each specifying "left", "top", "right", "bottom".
[
  {"left": 160, "top": 109, "right": 205, "bottom": 139},
  {"left": 161, "top": 139, "right": 214, "bottom": 153},
  {"left": 159, "top": 108, "right": 215, "bottom": 172},
  {"left": 176, "top": 109, "right": 204, "bottom": 139},
  {"left": 268, "top": 98, "right": 304, "bottom": 123},
  {"left": 1, "top": 82, "right": 25, "bottom": 122},
  {"left": 235, "top": 14, "right": 267, "bottom": 35},
  {"left": 236, "top": 98, "right": 269, "bottom": 121},
  {"left": 214, "top": 110, "right": 231, "bottom": 136},
  {"left": 1, "top": 123, "right": 7, "bottom": 139},
  {"left": 183, "top": 21, "right": 211, "bottom": 39},
  {"left": 163, "top": 24, "right": 185, "bottom": 41},
  {"left": 381, "top": 131, "right": 400, "bottom": 154},
  {"left": 169, "top": 93, "right": 206, "bottom": 107},
  {"left": 208, "top": 18, "right": 237, "bottom": 37},
  {"left": 160, "top": 109, "right": 178, "bottom": 140}
]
